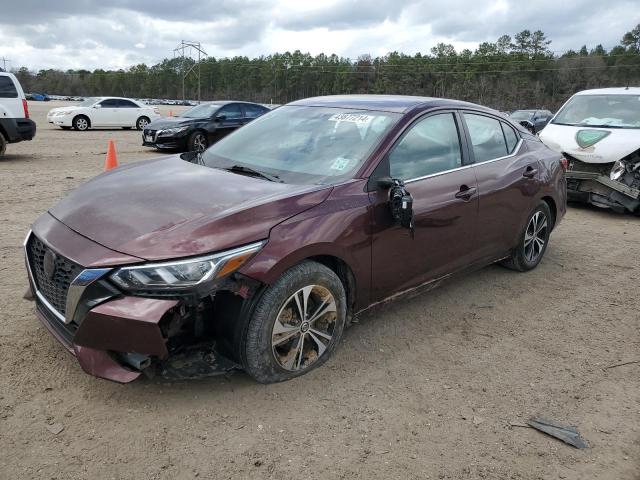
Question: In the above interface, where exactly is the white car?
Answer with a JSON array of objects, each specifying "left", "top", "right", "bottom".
[
  {"left": 539, "top": 87, "right": 640, "bottom": 213},
  {"left": 47, "top": 97, "right": 161, "bottom": 131}
]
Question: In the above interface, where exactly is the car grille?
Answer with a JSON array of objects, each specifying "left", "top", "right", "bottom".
[
  {"left": 144, "top": 129, "right": 157, "bottom": 141},
  {"left": 26, "top": 234, "right": 83, "bottom": 317}
]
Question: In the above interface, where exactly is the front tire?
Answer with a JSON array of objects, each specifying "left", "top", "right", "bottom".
[
  {"left": 188, "top": 131, "right": 207, "bottom": 152},
  {"left": 242, "top": 261, "right": 347, "bottom": 383},
  {"left": 0, "top": 133, "right": 6, "bottom": 157},
  {"left": 73, "top": 115, "right": 89, "bottom": 131},
  {"left": 501, "top": 202, "right": 551, "bottom": 272}
]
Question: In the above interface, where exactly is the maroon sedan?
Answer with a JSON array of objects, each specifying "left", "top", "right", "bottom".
[{"left": 24, "top": 95, "right": 566, "bottom": 383}]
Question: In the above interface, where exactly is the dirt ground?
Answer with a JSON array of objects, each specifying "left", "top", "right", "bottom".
[{"left": 1, "top": 101, "right": 638, "bottom": 480}]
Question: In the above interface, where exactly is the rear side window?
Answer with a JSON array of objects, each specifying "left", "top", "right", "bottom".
[
  {"left": 464, "top": 113, "right": 508, "bottom": 162},
  {"left": 118, "top": 99, "right": 138, "bottom": 108},
  {"left": 244, "top": 104, "right": 267, "bottom": 118},
  {"left": 0, "top": 76, "right": 18, "bottom": 98},
  {"left": 100, "top": 99, "right": 119, "bottom": 108},
  {"left": 501, "top": 122, "right": 519, "bottom": 153},
  {"left": 389, "top": 113, "right": 462, "bottom": 180}
]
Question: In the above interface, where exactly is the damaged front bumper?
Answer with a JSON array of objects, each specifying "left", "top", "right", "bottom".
[
  {"left": 24, "top": 230, "right": 252, "bottom": 383},
  {"left": 565, "top": 156, "right": 640, "bottom": 213}
]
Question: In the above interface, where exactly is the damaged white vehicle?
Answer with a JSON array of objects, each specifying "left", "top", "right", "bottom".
[{"left": 540, "top": 87, "right": 640, "bottom": 213}]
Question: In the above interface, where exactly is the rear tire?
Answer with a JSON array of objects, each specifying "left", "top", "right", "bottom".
[
  {"left": 0, "top": 132, "right": 6, "bottom": 157},
  {"left": 242, "top": 261, "right": 347, "bottom": 383},
  {"left": 136, "top": 116, "right": 150, "bottom": 130},
  {"left": 73, "top": 115, "right": 89, "bottom": 131},
  {"left": 501, "top": 202, "right": 551, "bottom": 272}
]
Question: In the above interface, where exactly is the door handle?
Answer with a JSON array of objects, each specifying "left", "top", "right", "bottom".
[
  {"left": 523, "top": 166, "right": 538, "bottom": 178},
  {"left": 455, "top": 185, "right": 477, "bottom": 201}
]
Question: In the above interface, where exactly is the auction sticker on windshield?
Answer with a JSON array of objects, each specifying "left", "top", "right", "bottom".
[{"left": 328, "top": 113, "right": 374, "bottom": 124}]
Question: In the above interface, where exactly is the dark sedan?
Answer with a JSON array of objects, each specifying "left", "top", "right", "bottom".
[
  {"left": 509, "top": 109, "right": 554, "bottom": 133},
  {"left": 142, "top": 101, "right": 270, "bottom": 152},
  {"left": 25, "top": 95, "right": 566, "bottom": 384}
]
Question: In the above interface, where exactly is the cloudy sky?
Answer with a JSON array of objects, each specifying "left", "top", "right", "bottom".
[{"left": 1, "top": 0, "right": 638, "bottom": 71}]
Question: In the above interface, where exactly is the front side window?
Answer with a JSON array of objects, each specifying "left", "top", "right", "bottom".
[
  {"left": 389, "top": 113, "right": 462, "bottom": 180},
  {"left": 552, "top": 94, "right": 640, "bottom": 128},
  {"left": 0, "top": 76, "right": 18, "bottom": 98},
  {"left": 464, "top": 113, "right": 508, "bottom": 162},
  {"left": 202, "top": 106, "right": 400, "bottom": 185},
  {"left": 218, "top": 104, "right": 243, "bottom": 120}
]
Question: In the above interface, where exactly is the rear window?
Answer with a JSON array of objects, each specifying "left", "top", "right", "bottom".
[{"left": 0, "top": 76, "right": 18, "bottom": 98}]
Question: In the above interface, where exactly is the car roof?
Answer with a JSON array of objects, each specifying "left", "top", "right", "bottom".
[
  {"left": 573, "top": 87, "right": 640, "bottom": 96},
  {"left": 193, "top": 100, "right": 266, "bottom": 106},
  {"left": 288, "top": 94, "right": 491, "bottom": 114}
]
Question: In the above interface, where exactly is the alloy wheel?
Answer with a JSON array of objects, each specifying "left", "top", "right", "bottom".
[
  {"left": 138, "top": 118, "right": 149, "bottom": 129},
  {"left": 76, "top": 118, "right": 88, "bottom": 130},
  {"left": 193, "top": 133, "right": 206, "bottom": 152},
  {"left": 524, "top": 211, "right": 548, "bottom": 262},
  {"left": 271, "top": 285, "right": 337, "bottom": 372}
]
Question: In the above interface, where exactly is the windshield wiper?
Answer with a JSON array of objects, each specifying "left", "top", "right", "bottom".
[{"left": 223, "top": 165, "right": 282, "bottom": 182}]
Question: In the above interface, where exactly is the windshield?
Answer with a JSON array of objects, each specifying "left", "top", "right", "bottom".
[
  {"left": 79, "top": 97, "right": 97, "bottom": 107},
  {"left": 201, "top": 106, "right": 401, "bottom": 184},
  {"left": 180, "top": 103, "right": 221, "bottom": 118},
  {"left": 510, "top": 110, "right": 534, "bottom": 121},
  {"left": 552, "top": 94, "right": 640, "bottom": 128}
]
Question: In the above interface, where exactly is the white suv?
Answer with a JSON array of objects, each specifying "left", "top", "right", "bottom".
[
  {"left": 0, "top": 71, "right": 36, "bottom": 157},
  {"left": 47, "top": 97, "right": 161, "bottom": 131}
]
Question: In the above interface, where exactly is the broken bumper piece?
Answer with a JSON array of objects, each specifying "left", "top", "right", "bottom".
[{"left": 565, "top": 159, "right": 640, "bottom": 213}]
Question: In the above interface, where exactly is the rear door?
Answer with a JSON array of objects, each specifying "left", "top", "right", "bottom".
[
  {"left": 117, "top": 99, "right": 140, "bottom": 126},
  {"left": 242, "top": 103, "right": 269, "bottom": 125},
  {"left": 461, "top": 112, "right": 541, "bottom": 261},
  {"left": 370, "top": 111, "right": 479, "bottom": 301},
  {"left": 0, "top": 74, "right": 24, "bottom": 118}
]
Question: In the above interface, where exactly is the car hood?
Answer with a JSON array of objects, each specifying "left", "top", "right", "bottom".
[
  {"left": 49, "top": 156, "right": 332, "bottom": 261},
  {"left": 539, "top": 123, "right": 640, "bottom": 164},
  {"left": 146, "top": 116, "right": 197, "bottom": 130}
]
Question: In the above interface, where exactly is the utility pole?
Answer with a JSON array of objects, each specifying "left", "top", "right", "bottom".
[{"left": 173, "top": 40, "right": 207, "bottom": 103}]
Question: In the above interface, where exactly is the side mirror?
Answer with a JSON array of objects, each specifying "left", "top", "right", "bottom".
[
  {"left": 520, "top": 120, "right": 536, "bottom": 135},
  {"left": 93, "top": 104, "right": 102, "bottom": 109},
  {"left": 379, "top": 177, "right": 414, "bottom": 233},
  {"left": 215, "top": 115, "right": 226, "bottom": 122}
]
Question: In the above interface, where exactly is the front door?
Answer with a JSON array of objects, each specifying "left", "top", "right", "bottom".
[
  {"left": 370, "top": 112, "right": 479, "bottom": 302},
  {"left": 211, "top": 103, "right": 244, "bottom": 143},
  {"left": 93, "top": 98, "right": 119, "bottom": 126}
]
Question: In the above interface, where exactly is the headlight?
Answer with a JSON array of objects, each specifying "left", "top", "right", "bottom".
[
  {"left": 158, "top": 126, "right": 190, "bottom": 136},
  {"left": 110, "top": 241, "right": 265, "bottom": 292},
  {"left": 610, "top": 160, "right": 626, "bottom": 181}
]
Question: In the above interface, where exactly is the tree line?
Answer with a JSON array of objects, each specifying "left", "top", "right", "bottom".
[{"left": 11, "top": 24, "right": 640, "bottom": 111}]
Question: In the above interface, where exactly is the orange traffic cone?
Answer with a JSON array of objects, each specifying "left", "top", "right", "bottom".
[
  {"left": 168, "top": 110, "right": 173, "bottom": 117},
  {"left": 104, "top": 140, "right": 119, "bottom": 171}
]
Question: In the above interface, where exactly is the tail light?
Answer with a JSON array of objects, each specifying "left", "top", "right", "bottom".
[
  {"left": 560, "top": 156, "right": 568, "bottom": 171},
  {"left": 22, "top": 99, "right": 29, "bottom": 118}
]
